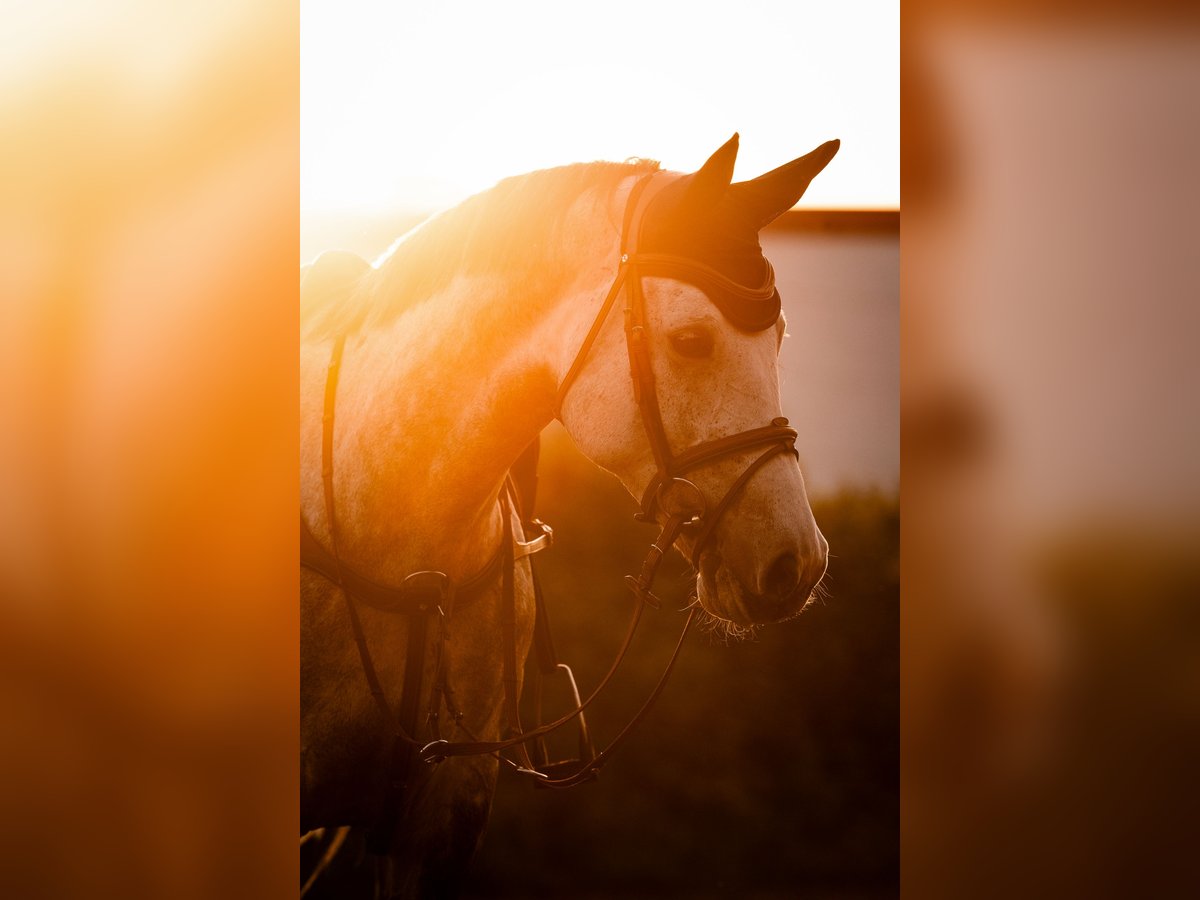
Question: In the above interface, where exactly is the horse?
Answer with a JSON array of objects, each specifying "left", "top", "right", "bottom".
[{"left": 300, "top": 133, "right": 837, "bottom": 898}]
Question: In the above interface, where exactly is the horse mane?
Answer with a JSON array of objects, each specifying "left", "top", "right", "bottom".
[{"left": 301, "top": 158, "right": 660, "bottom": 341}]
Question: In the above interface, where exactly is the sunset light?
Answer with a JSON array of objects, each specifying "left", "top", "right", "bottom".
[
  {"left": 301, "top": 0, "right": 898, "bottom": 216},
  {"left": 8, "top": 0, "right": 1198, "bottom": 897}
]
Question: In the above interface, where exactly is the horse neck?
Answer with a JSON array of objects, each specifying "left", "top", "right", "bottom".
[{"left": 300, "top": 270, "right": 588, "bottom": 584}]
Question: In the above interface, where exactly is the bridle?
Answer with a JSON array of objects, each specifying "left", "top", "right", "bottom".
[
  {"left": 555, "top": 170, "right": 800, "bottom": 584},
  {"left": 301, "top": 169, "right": 799, "bottom": 854}
]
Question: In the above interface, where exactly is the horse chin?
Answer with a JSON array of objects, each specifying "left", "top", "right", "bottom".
[
  {"left": 695, "top": 561, "right": 758, "bottom": 630},
  {"left": 696, "top": 557, "right": 812, "bottom": 631}
]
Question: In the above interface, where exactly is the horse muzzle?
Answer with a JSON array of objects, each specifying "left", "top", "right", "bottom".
[
  {"left": 740, "top": 535, "right": 829, "bottom": 624},
  {"left": 694, "top": 512, "right": 828, "bottom": 627}
]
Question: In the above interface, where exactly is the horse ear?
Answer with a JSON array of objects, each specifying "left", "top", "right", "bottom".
[
  {"left": 729, "top": 139, "right": 840, "bottom": 229},
  {"left": 677, "top": 133, "right": 740, "bottom": 210}
]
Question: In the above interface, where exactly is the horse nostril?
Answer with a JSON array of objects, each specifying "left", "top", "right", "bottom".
[{"left": 763, "top": 551, "right": 801, "bottom": 599}]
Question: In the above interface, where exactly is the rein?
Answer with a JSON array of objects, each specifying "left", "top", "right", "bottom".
[{"left": 301, "top": 169, "right": 799, "bottom": 851}]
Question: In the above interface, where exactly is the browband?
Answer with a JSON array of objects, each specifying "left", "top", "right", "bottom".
[{"left": 631, "top": 253, "right": 781, "bottom": 332}]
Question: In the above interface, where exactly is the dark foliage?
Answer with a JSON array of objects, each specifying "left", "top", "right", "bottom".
[{"left": 464, "top": 430, "right": 898, "bottom": 898}]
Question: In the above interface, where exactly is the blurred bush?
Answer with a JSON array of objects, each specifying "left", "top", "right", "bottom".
[
  {"left": 467, "top": 428, "right": 898, "bottom": 898},
  {"left": 0, "top": 4, "right": 297, "bottom": 899},
  {"left": 903, "top": 2, "right": 1200, "bottom": 895}
]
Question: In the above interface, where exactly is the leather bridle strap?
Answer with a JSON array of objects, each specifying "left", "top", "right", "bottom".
[
  {"left": 306, "top": 329, "right": 521, "bottom": 853},
  {"left": 301, "top": 517, "right": 503, "bottom": 613},
  {"left": 636, "top": 419, "right": 799, "bottom": 521},
  {"left": 498, "top": 487, "right": 537, "bottom": 771},
  {"left": 688, "top": 441, "right": 796, "bottom": 569},
  {"left": 552, "top": 173, "right": 657, "bottom": 418},
  {"left": 321, "top": 334, "right": 347, "bottom": 559},
  {"left": 525, "top": 606, "right": 697, "bottom": 789},
  {"left": 421, "top": 572, "right": 649, "bottom": 761},
  {"left": 313, "top": 331, "right": 421, "bottom": 853},
  {"left": 632, "top": 252, "right": 779, "bottom": 304},
  {"left": 315, "top": 333, "right": 419, "bottom": 747},
  {"left": 421, "top": 507, "right": 696, "bottom": 766}
]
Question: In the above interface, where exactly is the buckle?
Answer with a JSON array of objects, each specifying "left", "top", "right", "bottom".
[
  {"left": 657, "top": 478, "right": 706, "bottom": 528},
  {"left": 401, "top": 570, "right": 449, "bottom": 614},
  {"left": 515, "top": 519, "right": 554, "bottom": 560},
  {"left": 420, "top": 739, "right": 449, "bottom": 765}
]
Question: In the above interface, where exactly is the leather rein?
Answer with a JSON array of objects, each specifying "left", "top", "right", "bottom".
[{"left": 300, "top": 169, "right": 798, "bottom": 852}]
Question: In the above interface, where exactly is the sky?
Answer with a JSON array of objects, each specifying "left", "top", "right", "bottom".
[{"left": 301, "top": 0, "right": 898, "bottom": 216}]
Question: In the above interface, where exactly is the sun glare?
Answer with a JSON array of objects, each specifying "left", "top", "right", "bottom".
[{"left": 301, "top": 0, "right": 898, "bottom": 216}]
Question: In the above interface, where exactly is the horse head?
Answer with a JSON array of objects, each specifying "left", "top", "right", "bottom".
[{"left": 557, "top": 135, "right": 837, "bottom": 629}]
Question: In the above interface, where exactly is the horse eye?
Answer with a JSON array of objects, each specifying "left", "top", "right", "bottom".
[{"left": 668, "top": 327, "right": 714, "bottom": 359}]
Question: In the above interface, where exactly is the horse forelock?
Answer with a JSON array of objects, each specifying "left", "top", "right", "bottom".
[{"left": 300, "top": 159, "right": 661, "bottom": 342}]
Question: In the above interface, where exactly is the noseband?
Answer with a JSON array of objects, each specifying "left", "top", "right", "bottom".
[{"left": 556, "top": 172, "right": 800, "bottom": 585}]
